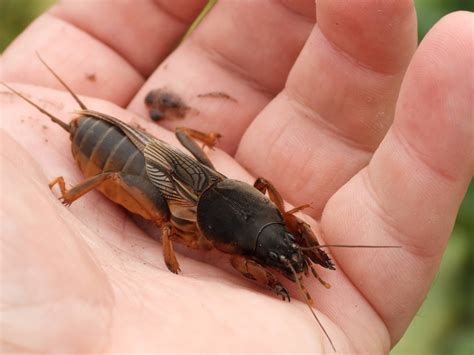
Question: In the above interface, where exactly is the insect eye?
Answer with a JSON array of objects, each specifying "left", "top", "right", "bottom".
[{"left": 269, "top": 251, "right": 278, "bottom": 260}]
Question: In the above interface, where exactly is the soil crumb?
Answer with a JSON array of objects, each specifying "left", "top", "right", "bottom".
[
  {"left": 144, "top": 88, "right": 190, "bottom": 121},
  {"left": 85, "top": 73, "right": 97, "bottom": 82}
]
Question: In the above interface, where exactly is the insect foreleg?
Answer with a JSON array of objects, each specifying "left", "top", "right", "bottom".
[
  {"left": 284, "top": 211, "right": 335, "bottom": 274},
  {"left": 254, "top": 178, "right": 312, "bottom": 217},
  {"left": 175, "top": 127, "right": 220, "bottom": 169},
  {"left": 231, "top": 255, "right": 290, "bottom": 302},
  {"left": 253, "top": 177, "right": 285, "bottom": 214}
]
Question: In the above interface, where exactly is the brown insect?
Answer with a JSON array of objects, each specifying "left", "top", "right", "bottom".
[{"left": 3, "top": 56, "right": 399, "bottom": 352}]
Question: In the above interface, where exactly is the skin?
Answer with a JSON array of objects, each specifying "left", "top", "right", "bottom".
[{"left": 0, "top": 0, "right": 472, "bottom": 352}]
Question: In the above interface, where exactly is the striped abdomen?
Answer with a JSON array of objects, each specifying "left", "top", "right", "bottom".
[
  {"left": 69, "top": 115, "right": 172, "bottom": 223},
  {"left": 71, "top": 116, "right": 146, "bottom": 178},
  {"left": 69, "top": 115, "right": 199, "bottom": 237}
]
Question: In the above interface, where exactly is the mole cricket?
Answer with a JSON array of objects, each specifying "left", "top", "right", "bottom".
[{"left": 3, "top": 56, "right": 399, "bottom": 352}]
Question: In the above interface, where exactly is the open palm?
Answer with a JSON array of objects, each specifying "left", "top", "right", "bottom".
[{"left": 1, "top": 1, "right": 472, "bottom": 353}]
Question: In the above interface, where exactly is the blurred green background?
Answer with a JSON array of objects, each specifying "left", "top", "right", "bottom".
[{"left": 1, "top": 1, "right": 472, "bottom": 353}]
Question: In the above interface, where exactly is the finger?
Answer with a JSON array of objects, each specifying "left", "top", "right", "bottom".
[
  {"left": 321, "top": 11, "right": 473, "bottom": 344},
  {"left": 0, "top": 131, "right": 114, "bottom": 352},
  {"left": 236, "top": 0, "right": 417, "bottom": 216},
  {"left": 127, "top": 0, "right": 316, "bottom": 153},
  {"left": 0, "top": 0, "right": 207, "bottom": 105},
  {"left": 50, "top": 0, "right": 208, "bottom": 76}
]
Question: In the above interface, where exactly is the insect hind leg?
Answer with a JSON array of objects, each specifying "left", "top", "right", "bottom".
[{"left": 48, "top": 173, "right": 117, "bottom": 206}]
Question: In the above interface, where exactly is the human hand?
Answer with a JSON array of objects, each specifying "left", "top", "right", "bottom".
[{"left": 1, "top": 1, "right": 472, "bottom": 353}]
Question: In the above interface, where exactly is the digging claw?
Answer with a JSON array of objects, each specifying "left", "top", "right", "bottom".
[{"left": 275, "top": 284, "right": 291, "bottom": 302}]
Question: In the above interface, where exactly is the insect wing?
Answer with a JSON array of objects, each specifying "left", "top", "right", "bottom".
[
  {"left": 77, "top": 109, "right": 153, "bottom": 150},
  {"left": 77, "top": 109, "right": 223, "bottom": 204},
  {"left": 144, "top": 140, "right": 224, "bottom": 204}
]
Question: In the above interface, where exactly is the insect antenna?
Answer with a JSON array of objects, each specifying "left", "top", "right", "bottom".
[
  {"left": 36, "top": 52, "right": 88, "bottom": 110},
  {"left": 300, "top": 244, "right": 401, "bottom": 250},
  {"left": 286, "top": 260, "right": 336, "bottom": 352},
  {"left": 1, "top": 82, "right": 71, "bottom": 132}
]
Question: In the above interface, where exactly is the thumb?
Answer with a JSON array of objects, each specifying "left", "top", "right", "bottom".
[
  {"left": 322, "top": 10, "right": 473, "bottom": 345},
  {"left": 0, "top": 132, "right": 114, "bottom": 352}
]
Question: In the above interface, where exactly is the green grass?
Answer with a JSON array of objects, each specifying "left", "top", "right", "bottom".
[{"left": 0, "top": 0, "right": 55, "bottom": 51}]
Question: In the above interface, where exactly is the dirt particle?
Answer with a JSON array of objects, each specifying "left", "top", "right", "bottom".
[
  {"left": 144, "top": 88, "right": 190, "bottom": 121},
  {"left": 85, "top": 73, "right": 96, "bottom": 82}
]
